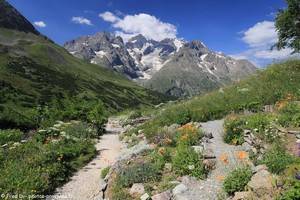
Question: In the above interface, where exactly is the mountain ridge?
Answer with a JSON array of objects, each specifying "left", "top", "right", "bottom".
[{"left": 64, "top": 32, "right": 257, "bottom": 97}]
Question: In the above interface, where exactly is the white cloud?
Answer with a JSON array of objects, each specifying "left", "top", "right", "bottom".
[
  {"left": 254, "top": 48, "right": 294, "bottom": 59},
  {"left": 71, "top": 16, "right": 93, "bottom": 26},
  {"left": 99, "top": 11, "right": 177, "bottom": 41},
  {"left": 99, "top": 11, "right": 119, "bottom": 23},
  {"left": 232, "top": 20, "right": 299, "bottom": 67},
  {"left": 34, "top": 21, "right": 46, "bottom": 28},
  {"left": 242, "top": 21, "right": 277, "bottom": 48}
]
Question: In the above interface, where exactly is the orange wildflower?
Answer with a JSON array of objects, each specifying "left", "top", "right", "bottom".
[
  {"left": 216, "top": 175, "right": 225, "bottom": 182},
  {"left": 236, "top": 151, "right": 248, "bottom": 160},
  {"left": 219, "top": 153, "right": 229, "bottom": 165}
]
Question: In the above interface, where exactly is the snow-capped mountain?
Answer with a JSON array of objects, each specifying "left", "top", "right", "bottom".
[{"left": 64, "top": 32, "right": 257, "bottom": 97}]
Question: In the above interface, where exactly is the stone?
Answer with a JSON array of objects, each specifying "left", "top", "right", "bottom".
[
  {"left": 172, "top": 183, "right": 188, "bottom": 195},
  {"left": 152, "top": 190, "right": 172, "bottom": 200},
  {"left": 100, "top": 181, "right": 107, "bottom": 191},
  {"left": 203, "top": 148, "right": 216, "bottom": 159},
  {"left": 244, "top": 137, "right": 253, "bottom": 145},
  {"left": 192, "top": 145, "right": 204, "bottom": 154},
  {"left": 247, "top": 169, "right": 274, "bottom": 197},
  {"left": 1, "top": 144, "right": 8, "bottom": 148},
  {"left": 241, "top": 142, "right": 252, "bottom": 152},
  {"left": 253, "top": 165, "right": 268, "bottom": 173},
  {"left": 243, "top": 129, "right": 251, "bottom": 135},
  {"left": 296, "top": 133, "right": 300, "bottom": 139},
  {"left": 232, "top": 191, "right": 253, "bottom": 200},
  {"left": 138, "top": 129, "right": 143, "bottom": 134},
  {"left": 20, "top": 140, "right": 27, "bottom": 143},
  {"left": 140, "top": 193, "right": 150, "bottom": 200},
  {"left": 130, "top": 183, "right": 145, "bottom": 197},
  {"left": 164, "top": 163, "right": 172, "bottom": 172},
  {"left": 203, "top": 159, "right": 216, "bottom": 171}
]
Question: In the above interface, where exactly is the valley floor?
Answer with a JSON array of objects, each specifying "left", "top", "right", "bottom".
[{"left": 51, "top": 118, "right": 125, "bottom": 200}]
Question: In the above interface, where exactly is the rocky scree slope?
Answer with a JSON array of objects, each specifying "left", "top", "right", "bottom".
[{"left": 64, "top": 33, "right": 257, "bottom": 97}]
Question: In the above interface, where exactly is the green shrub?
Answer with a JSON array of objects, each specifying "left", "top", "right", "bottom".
[
  {"left": 0, "top": 129, "right": 23, "bottom": 145},
  {"left": 280, "top": 182, "right": 300, "bottom": 200},
  {"left": 259, "top": 145, "right": 294, "bottom": 174},
  {"left": 278, "top": 102, "right": 300, "bottom": 127},
  {"left": 176, "top": 124, "right": 203, "bottom": 146},
  {"left": 0, "top": 138, "right": 96, "bottom": 195},
  {"left": 62, "top": 121, "right": 98, "bottom": 139},
  {"left": 224, "top": 117, "right": 244, "bottom": 145},
  {"left": 101, "top": 167, "right": 110, "bottom": 179},
  {"left": 117, "top": 162, "right": 161, "bottom": 187},
  {"left": 150, "top": 147, "right": 172, "bottom": 170},
  {"left": 223, "top": 167, "right": 252, "bottom": 195},
  {"left": 128, "top": 110, "right": 142, "bottom": 119},
  {"left": 172, "top": 144, "right": 206, "bottom": 179}
]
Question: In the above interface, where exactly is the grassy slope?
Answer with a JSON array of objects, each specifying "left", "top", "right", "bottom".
[
  {"left": 0, "top": 28, "right": 169, "bottom": 127},
  {"left": 138, "top": 60, "right": 300, "bottom": 140}
]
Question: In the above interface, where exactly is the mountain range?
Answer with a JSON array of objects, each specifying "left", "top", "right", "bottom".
[{"left": 64, "top": 33, "right": 257, "bottom": 97}]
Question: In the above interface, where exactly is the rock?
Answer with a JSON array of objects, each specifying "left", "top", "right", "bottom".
[
  {"left": 251, "top": 148, "right": 258, "bottom": 155},
  {"left": 152, "top": 190, "right": 172, "bottom": 200},
  {"left": 192, "top": 145, "right": 204, "bottom": 154},
  {"left": 247, "top": 169, "right": 274, "bottom": 198},
  {"left": 164, "top": 163, "right": 172, "bottom": 172},
  {"left": 20, "top": 140, "right": 27, "bottom": 143},
  {"left": 138, "top": 129, "right": 143, "bottom": 134},
  {"left": 244, "top": 137, "right": 253, "bottom": 145},
  {"left": 130, "top": 183, "right": 145, "bottom": 197},
  {"left": 295, "top": 172, "right": 300, "bottom": 180},
  {"left": 203, "top": 159, "right": 216, "bottom": 171},
  {"left": 172, "top": 183, "right": 188, "bottom": 195},
  {"left": 140, "top": 193, "right": 150, "bottom": 200},
  {"left": 100, "top": 181, "right": 107, "bottom": 191},
  {"left": 232, "top": 191, "right": 253, "bottom": 200},
  {"left": 241, "top": 142, "right": 252, "bottom": 152},
  {"left": 167, "top": 124, "right": 181, "bottom": 133},
  {"left": 253, "top": 165, "right": 268, "bottom": 173},
  {"left": 1, "top": 144, "right": 8, "bottom": 148},
  {"left": 243, "top": 129, "right": 251, "bottom": 135},
  {"left": 169, "top": 180, "right": 181, "bottom": 185},
  {"left": 204, "top": 132, "right": 213, "bottom": 139},
  {"left": 203, "top": 148, "right": 216, "bottom": 159},
  {"left": 296, "top": 133, "right": 300, "bottom": 139}
]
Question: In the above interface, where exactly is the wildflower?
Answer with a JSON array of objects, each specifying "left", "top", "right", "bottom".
[
  {"left": 188, "top": 165, "right": 195, "bottom": 170},
  {"left": 236, "top": 151, "right": 248, "bottom": 160},
  {"left": 220, "top": 153, "right": 229, "bottom": 165}
]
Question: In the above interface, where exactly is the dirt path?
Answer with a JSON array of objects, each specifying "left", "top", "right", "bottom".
[
  {"left": 51, "top": 118, "right": 125, "bottom": 200},
  {"left": 174, "top": 120, "right": 247, "bottom": 200}
]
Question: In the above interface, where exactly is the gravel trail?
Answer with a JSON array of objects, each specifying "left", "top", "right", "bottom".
[{"left": 51, "top": 118, "right": 125, "bottom": 200}]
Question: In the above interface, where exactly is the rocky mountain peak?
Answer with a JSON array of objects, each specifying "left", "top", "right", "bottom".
[
  {"left": 0, "top": 0, "right": 39, "bottom": 35},
  {"left": 64, "top": 32, "right": 257, "bottom": 97}
]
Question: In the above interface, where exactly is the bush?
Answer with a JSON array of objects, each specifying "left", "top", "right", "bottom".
[
  {"left": 0, "top": 129, "right": 23, "bottom": 145},
  {"left": 259, "top": 145, "right": 294, "bottom": 174},
  {"left": 0, "top": 137, "right": 96, "bottom": 195},
  {"left": 172, "top": 144, "right": 206, "bottom": 179},
  {"left": 62, "top": 121, "right": 98, "bottom": 139},
  {"left": 280, "top": 182, "right": 300, "bottom": 200},
  {"left": 101, "top": 167, "right": 110, "bottom": 179},
  {"left": 278, "top": 102, "right": 300, "bottom": 127},
  {"left": 224, "top": 116, "right": 244, "bottom": 145},
  {"left": 176, "top": 124, "right": 203, "bottom": 146},
  {"left": 150, "top": 147, "right": 172, "bottom": 170},
  {"left": 223, "top": 167, "right": 252, "bottom": 195},
  {"left": 117, "top": 162, "right": 161, "bottom": 187},
  {"left": 87, "top": 101, "right": 107, "bottom": 133}
]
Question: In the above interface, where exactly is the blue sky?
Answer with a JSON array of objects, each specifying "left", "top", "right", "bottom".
[{"left": 7, "top": 0, "right": 293, "bottom": 66}]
